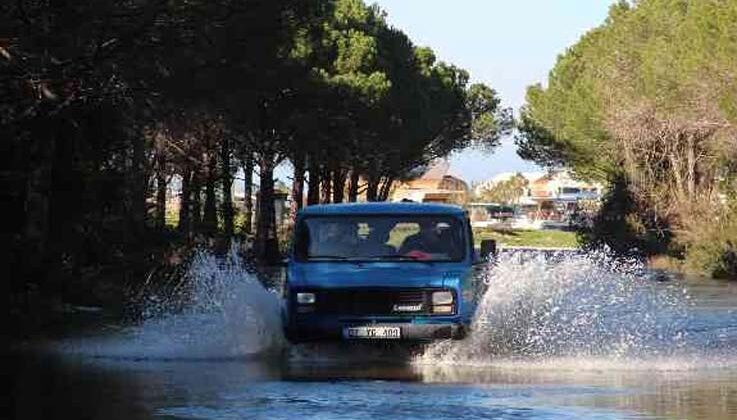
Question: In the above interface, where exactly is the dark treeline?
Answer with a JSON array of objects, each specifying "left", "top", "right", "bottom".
[{"left": 2, "top": 0, "right": 509, "bottom": 312}]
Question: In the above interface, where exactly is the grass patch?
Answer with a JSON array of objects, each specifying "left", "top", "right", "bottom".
[{"left": 473, "top": 228, "right": 580, "bottom": 249}]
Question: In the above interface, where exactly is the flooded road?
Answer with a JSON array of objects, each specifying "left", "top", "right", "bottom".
[{"left": 9, "top": 250, "right": 737, "bottom": 419}]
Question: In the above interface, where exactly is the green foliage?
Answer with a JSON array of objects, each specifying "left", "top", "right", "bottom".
[
  {"left": 3, "top": 0, "right": 510, "bottom": 300},
  {"left": 518, "top": 0, "right": 737, "bottom": 178},
  {"left": 684, "top": 205, "right": 737, "bottom": 279},
  {"left": 515, "top": 28, "right": 614, "bottom": 181},
  {"left": 334, "top": 0, "right": 371, "bottom": 25},
  {"left": 515, "top": 110, "right": 569, "bottom": 168},
  {"left": 477, "top": 173, "right": 529, "bottom": 205},
  {"left": 518, "top": 0, "right": 737, "bottom": 275},
  {"left": 297, "top": 0, "right": 508, "bottom": 201},
  {"left": 467, "top": 83, "right": 510, "bottom": 150}
]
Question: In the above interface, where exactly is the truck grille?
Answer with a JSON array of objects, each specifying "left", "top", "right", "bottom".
[{"left": 305, "top": 289, "right": 446, "bottom": 316}]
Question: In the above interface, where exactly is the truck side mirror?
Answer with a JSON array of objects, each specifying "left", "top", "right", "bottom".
[{"left": 479, "top": 239, "right": 497, "bottom": 261}]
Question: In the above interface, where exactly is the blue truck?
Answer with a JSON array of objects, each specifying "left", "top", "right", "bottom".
[{"left": 282, "top": 202, "right": 496, "bottom": 343}]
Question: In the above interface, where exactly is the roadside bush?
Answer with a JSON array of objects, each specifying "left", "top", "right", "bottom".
[
  {"left": 683, "top": 207, "right": 737, "bottom": 280},
  {"left": 579, "top": 174, "right": 672, "bottom": 258}
]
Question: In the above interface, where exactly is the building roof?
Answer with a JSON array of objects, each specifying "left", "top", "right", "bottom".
[
  {"left": 489, "top": 171, "right": 521, "bottom": 183},
  {"left": 298, "top": 202, "right": 466, "bottom": 216},
  {"left": 474, "top": 171, "right": 547, "bottom": 194},
  {"left": 530, "top": 170, "right": 603, "bottom": 189},
  {"left": 416, "top": 159, "right": 465, "bottom": 181},
  {"left": 420, "top": 159, "right": 450, "bottom": 180}
]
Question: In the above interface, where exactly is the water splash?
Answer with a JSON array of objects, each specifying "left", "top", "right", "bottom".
[
  {"left": 53, "top": 245, "right": 736, "bottom": 370},
  {"left": 418, "top": 249, "right": 721, "bottom": 369},
  {"left": 59, "top": 244, "right": 285, "bottom": 360}
]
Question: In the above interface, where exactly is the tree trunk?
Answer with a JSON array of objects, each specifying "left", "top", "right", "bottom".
[
  {"left": 291, "top": 152, "right": 305, "bottom": 216},
  {"left": 668, "top": 151, "right": 684, "bottom": 204},
  {"left": 131, "top": 134, "right": 147, "bottom": 236},
  {"left": 191, "top": 169, "right": 202, "bottom": 234},
  {"left": 378, "top": 176, "right": 395, "bottom": 201},
  {"left": 221, "top": 138, "right": 234, "bottom": 237},
  {"left": 686, "top": 133, "right": 696, "bottom": 200},
  {"left": 178, "top": 170, "right": 191, "bottom": 236},
  {"left": 155, "top": 152, "right": 167, "bottom": 231},
  {"left": 332, "top": 167, "right": 346, "bottom": 203},
  {"left": 22, "top": 125, "right": 56, "bottom": 297},
  {"left": 366, "top": 175, "right": 379, "bottom": 202},
  {"left": 348, "top": 169, "right": 359, "bottom": 202},
  {"left": 202, "top": 152, "right": 218, "bottom": 235},
  {"left": 321, "top": 165, "right": 332, "bottom": 204},
  {"left": 243, "top": 157, "right": 254, "bottom": 235},
  {"left": 255, "top": 152, "right": 279, "bottom": 264},
  {"left": 307, "top": 159, "right": 320, "bottom": 205}
]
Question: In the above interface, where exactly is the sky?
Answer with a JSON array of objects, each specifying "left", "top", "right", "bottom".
[
  {"left": 370, "top": 0, "right": 616, "bottom": 183},
  {"left": 271, "top": 0, "right": 615, "bottom": 186}
]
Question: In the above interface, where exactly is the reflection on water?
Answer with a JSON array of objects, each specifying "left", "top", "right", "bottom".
[
  {"left": 413, "top": 364, "right": 737, "bottom": 420},
  {"left": 8, "top": 249, "right": 737, "bottom": 419},
  {"left": 10, "top": 350, "right": 737, "bottom": 419}
]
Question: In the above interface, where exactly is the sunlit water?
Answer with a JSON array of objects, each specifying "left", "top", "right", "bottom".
[{"left": 9, "top": 247, "right": 737, "bottom": 419}]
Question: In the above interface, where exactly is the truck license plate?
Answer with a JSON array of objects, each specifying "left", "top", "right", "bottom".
[{"left": 343, "top": 326, "right": 401, "bottom": 339}]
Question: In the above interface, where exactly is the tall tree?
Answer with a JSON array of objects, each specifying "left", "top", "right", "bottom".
[{"left": 517, "top": 0, "right": 737, "bottom": 269}]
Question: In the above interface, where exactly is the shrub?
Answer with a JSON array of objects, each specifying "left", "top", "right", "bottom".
[
  {"left": 578, "top": 174, "right": 672, "bottom": 258},
  {"left": 684, "top": 207, "right": 737, "bottom": 280}
]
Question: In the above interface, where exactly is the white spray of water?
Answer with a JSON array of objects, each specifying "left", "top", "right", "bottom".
[
  {"left": 60, "top": 245, "right": 285, "bottom": 360},
  {"left": 56, "top": 246, "right": 736, "bottom": 370},
  {"left": 417, "top": 249, "right": 736, "bottom": 370}
]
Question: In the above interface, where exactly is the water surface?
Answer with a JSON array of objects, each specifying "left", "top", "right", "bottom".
[{"left": 9, "top": 250, "right": 737, "bottom": 419}]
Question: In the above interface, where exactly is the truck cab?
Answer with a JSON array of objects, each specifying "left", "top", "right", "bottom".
[{"left": 282, "top": 202, "right": 493, "bottom": 343}]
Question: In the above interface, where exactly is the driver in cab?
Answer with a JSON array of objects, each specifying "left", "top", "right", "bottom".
[{"left": 398, "top": 219, "right": 449, "bottom": 260}]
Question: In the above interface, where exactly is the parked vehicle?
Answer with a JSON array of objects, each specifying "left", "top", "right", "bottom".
[{"left": 282, "top": 202, "right": 496, "bottom": 343}]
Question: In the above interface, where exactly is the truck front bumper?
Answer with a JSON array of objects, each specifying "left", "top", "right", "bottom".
[{"left": 284, "top": 316, "right": 468, "bottom": 343}]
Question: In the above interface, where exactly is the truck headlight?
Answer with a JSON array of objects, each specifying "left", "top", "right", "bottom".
[
  {"left": 432, "top": 291, "right": 454, "bottom": 305},
  {"left": 296, "top": 292, "right": 316, "bottom": 305}
]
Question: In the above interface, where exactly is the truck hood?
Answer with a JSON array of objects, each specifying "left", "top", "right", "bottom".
[{"left": 288, "top": 261, "right": 466, "bottom": 289}]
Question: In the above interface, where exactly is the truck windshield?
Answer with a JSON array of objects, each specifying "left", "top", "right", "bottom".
[{"left": 294, "top": 215, "right": 466, "bottom": 262}]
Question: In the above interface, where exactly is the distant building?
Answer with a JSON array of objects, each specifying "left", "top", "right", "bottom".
[
  {"left": 472, "top": 170, "right": 604, "bottom": 229},
  {"left": 528, "top": 170, "right": 602, "bottom": 203},
  {"left": 473, "top": 171, "right": 546, "bottom": 197},
  {"left": 391, "top": 159, "right": 469, "bottom": 204},
  {"left": 523, "top": 170, "right": 604, "bottom": 227}
]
